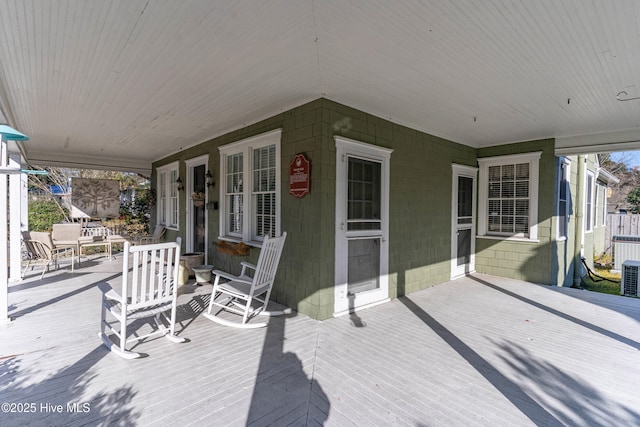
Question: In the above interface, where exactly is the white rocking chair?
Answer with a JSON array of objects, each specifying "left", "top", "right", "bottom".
[
  {"left": 99, "top": 238, "right": 186, "bottom": 359},
  {"left": 204, "top": 232, "right": 288, "bottom": 328}
]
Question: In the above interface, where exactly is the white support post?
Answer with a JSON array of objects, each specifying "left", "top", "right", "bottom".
[
  {"left": 9, "top": 153, "right": 22, "bottom": 282},
  {"left": 0, "top": 137, "right": 10, "bottom": 324},
  {"left": 21, "top": 169, "right": 28, "bottom": 231}
]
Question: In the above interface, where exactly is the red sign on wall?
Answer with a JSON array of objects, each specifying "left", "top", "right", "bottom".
[{"left": 289, "top": 154, "right": 310, "bottom": 198}]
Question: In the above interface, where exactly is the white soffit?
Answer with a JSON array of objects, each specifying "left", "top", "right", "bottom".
[{"left": 0, "top": 1, "right": 639, "bottom": 171}]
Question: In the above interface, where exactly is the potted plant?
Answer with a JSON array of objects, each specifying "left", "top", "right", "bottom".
[{"left": 192, "top": 192, "right": 205, "bottom": 208}]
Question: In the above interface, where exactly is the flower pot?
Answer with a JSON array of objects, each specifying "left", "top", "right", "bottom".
[
  {"left": 192, "top": 265, "right": 214, "bottom": 284},
  {"left": 180, "top": 252, "right": 205, "bottom": 277},
  {"left": 178, "top": 260, "right": 189, "bottom": 286}
]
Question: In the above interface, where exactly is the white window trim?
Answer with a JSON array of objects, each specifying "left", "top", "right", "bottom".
[
  {"left": 585, "top": 170, "right": 594, "bottom": 233},
  {"left": 218, "top": 129, "right": 282, "bottom": 246},
  {"left": 477, "top": 151, "right": 541, "bottom": 242},
  {"left": 557, "top": 157, "right": 571, "bottom": 241},
  {"left": 156, "top": 161, "right": 179, "bottom": 231}
]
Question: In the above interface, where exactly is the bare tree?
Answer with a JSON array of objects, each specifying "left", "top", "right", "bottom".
[
  {"left": 599, "top": 152, "right": 632, "bottom": 175},
  {"left": 599, "top": 152, "right": 640, "bottom": 212},
  {"left": 27, "top": 167, "right": 75, "bottom": 221}
]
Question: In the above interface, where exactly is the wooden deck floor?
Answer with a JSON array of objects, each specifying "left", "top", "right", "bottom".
[{"left": 2, "top": 254, "right": 640, "bottom": 426}]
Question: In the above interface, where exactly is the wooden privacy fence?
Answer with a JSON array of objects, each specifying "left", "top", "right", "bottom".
[{"left": 605, "top": 214, "right": 640, "bottom": 256}]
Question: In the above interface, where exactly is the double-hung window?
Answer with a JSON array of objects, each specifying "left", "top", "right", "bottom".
[
  {"left": 219, "top": 129, "right": 281, "bottom": 244},
  {"left": 478, "top": 152, "right": 541, "bottom": 241},
  {"left": 557, "top": 158, "right": 571, "bottom": 239},
  {"left": 156, "top": 161, "right": 179, "bottom": 230}
]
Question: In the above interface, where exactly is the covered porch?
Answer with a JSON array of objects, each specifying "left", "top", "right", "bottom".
[
  {"left": 3, "top": 1, "right": 640, "bottom": 321},
  {"left": 2, "top": 254, "right": 639, "bottom": 426},
  {"left": 2, "top": 3, "right": 640, "bottom": 423}
]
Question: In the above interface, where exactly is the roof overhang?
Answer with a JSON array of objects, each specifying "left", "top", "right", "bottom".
[
  {"left": 24, "top": 149, "right": 151, "bottom": 175},
  {"left": 555, "top": 129, "right": 640, "bottom": 157}
]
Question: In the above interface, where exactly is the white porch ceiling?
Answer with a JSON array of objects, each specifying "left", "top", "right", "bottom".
[{"left": 2, "top": 0, "right": 640, "bottom": 174}]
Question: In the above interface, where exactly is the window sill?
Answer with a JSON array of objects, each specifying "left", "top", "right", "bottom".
[
  {"left": 476, "top": 235, "right": 540, "bottom": 243},
  {"left": 217, "top": 236, "right": 263, "bottom": 248}
]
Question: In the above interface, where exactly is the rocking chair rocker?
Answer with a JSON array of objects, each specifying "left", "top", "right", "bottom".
[{"left": 204, "top": 232, "right": 288, "bottom": 328}]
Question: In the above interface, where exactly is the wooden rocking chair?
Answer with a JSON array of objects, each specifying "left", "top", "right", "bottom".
[
  {"left": 204, "top": 232, "right": 288, "bottom": 328},
  {"left": 99, "top": 238, "right": 186, "bottom": 359}
]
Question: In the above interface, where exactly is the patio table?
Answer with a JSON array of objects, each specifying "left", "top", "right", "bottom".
[
  {"left": 79, "top": 236, "right": 112, "bottom": 260},
  {"left": 108, "top": 234, "right": 129, "bottom": 258}
]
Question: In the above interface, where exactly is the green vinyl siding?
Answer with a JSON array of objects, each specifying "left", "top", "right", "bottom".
[
  {"left": 153, "top": 98, "right": 573, "bottom": 320},
  {"left": 152, "top": 98, "right": 478, "bottom": 319}
]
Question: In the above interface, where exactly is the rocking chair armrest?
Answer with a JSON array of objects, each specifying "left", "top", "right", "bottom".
[
  {"left": 240, "top": 262, "right": 256, "bottom": 271},
  {"left": 98, "top": 282, "right": 123, "bottom": 303},
  {"left": 212, "top": 269, "right": 253, "bottom": 284},
  {"left": 239, "top": 262, "right": 256, "bottom": 276}
]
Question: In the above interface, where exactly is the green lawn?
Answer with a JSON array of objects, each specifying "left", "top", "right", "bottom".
[{"left": 581, "top": 269, "right": 622, "bottom": 296}]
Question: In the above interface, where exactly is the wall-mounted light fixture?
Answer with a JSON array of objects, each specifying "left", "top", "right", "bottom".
[
  {"left": 206, "top": 170, "right": 215, "bottom": 188},
  {"left": 176, "top": 176, "right": 184, "bottom": 191}
]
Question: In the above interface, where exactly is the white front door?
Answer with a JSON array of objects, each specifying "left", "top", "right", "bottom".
[
  {"left": 335, "top": 137, "right": 392, "bottom": 316},
  {"left": 451, "top": 164, "right": 478, "bottom": 279}
]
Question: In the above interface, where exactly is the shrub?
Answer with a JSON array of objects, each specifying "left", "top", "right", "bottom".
[
  {"left": 119, "top": 188, "right": 151, "bottom": 234},
  {"left": 28, "top": 199, "right": 69, "bottom": 231}
]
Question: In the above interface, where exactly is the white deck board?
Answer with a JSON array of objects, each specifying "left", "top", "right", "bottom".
[{"left": 2, "top": 255, "right": 640, "bottom": 426}]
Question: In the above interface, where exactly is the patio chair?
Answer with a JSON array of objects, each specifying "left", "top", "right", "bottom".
[
  {"left": 21, "top": 231, "right": 75, "bottom": 279},
  {"left": 133, "top": 225, "right": 165, "bottom": 245},
  {"left": 204, "top": 232, "right": 288, "bottom": 328},
  {"left": 51, "top": 223, "right": 83, "bottom": 264},
  {"left": 98, "top": 238, "right": 186, "bottom": 359}
]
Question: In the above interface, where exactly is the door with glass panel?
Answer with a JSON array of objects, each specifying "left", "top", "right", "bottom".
[
  {"left": 191, "top": 164, "right": 206, "bottom": 252},
  {"left": 451, "top": 164, "right": 477, "bottom": 279},
  {"left": 335, "top": 138, "right": 392, "bottom": 315},
  {"left": 186, "top": 155, "right": 209, "bottom": 260}
]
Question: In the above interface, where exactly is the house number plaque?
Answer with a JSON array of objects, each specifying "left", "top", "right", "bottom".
[{"left": 289, "top": 153, "right": 310, "bottom": 198}]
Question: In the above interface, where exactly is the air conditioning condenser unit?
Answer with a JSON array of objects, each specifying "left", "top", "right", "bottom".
[{"left": 621, "top": 260, "right": 640, "bottom": 297}]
